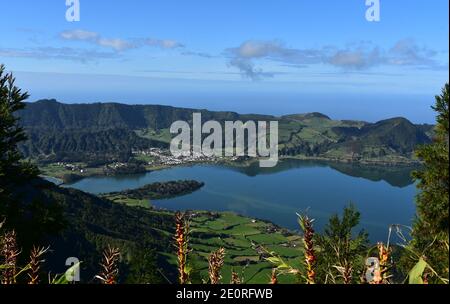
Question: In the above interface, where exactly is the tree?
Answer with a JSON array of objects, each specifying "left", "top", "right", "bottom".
[
  {"left": 316, "top": 204, "right": 369, "bottom": 284},
  {"left": 411, "top": 83, "right": 449, "bottom": 281},
  {"left": 0, "top": 64, "right": 38, "bottom": 184},
  {"left": 1, "top": 63, "right": 38, "bottom": 214},
  {"left": 0, "top": 64, "right": 63, "bottom": 249}
]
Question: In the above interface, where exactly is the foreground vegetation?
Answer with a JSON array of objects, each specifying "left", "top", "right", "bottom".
[{"left": 1, "top": 207, "right": 447, "bottom": 284}]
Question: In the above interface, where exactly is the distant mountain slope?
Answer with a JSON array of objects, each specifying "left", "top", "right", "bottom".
[
  {"left": 19, "top": 100, "right": 148, "bottom": 129},
  {"left": 358, "top": 117, "right": 431, "bottom": 152},
  {"left": 21, "top": 127, "right": 167, "bottom": 163},
  {"left": 20, "top": 99, "right": 273, "bottom": 130},
  {"left": 327, "top": 117, "right": 433, "bottom": 159},
  {"left": 18, "top": 99, "right": 434, "bottom": 163}
]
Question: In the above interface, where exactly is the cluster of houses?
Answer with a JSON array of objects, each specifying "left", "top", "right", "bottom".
[
  {"left": 56, "top": 161, "right": 129, "bottom": 174},
  {"left": 133, "top": 148, "right": 240, "bottom": 166},
  {"left": 105, "top": 162, "right": 128, "bottom": 169},
  {"left": 56, "top": 162, "right": 84, "bottom": 173}
]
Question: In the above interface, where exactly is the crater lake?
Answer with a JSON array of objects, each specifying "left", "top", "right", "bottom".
[{"left": 66, "top": 159, "right": 418, "bottom": 242}]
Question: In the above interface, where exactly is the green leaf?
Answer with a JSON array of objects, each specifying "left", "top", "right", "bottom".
[
  {"left": 266, "top": 257, "right": 282, "bottom": 265},
  {"left": 184, "top": 265, "right": 193, "bottom": 275},
  {"left": 52, "top": 262, "right": 81, "bottom": 284},
  {"left": 15, "top": 264, "right": 31, "bottom": 279},
  {"left": 408, "top": 258, "right": 428, "bottom": 284},
  {"left": 277, "top": 263, "right": 291, "bottom": 270}
]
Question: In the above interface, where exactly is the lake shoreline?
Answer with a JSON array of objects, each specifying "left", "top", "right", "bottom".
[
  {"left": 60, "top": 158, "right": 418, "bottom": 242},
  {"left": 41, "top": 155, "right": 422, "bottom": 186}
]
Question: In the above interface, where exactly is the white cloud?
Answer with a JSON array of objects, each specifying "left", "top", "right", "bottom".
[
  {"left": 328, "top": 48, "right": 382, "bottom": 69},
  {"left": 60, "top": 29, "right": 98, "bottom": 41},
  {"left": 60, "top": 29, "right": 184, "bottom": 52},
  {"left": 0, "top": 46, "right": 117, "bottom": 62},
  {"left": 228, "top": 58, "right": 274, "bottom": 80},
  {"left": 97, "top": 38, "right": 134, "bottom": 51},
  {"left": 145, "top": 39, "right": 184, "bottom": 49},
  {"left": 226, "top": 39, "right": 443, "bottom": 80},
  {"left": 387, "top": 39, "right": 437, "bottom": 66},
  {"left": 235, "top": 41, "right": 282, "bottom": 58}
]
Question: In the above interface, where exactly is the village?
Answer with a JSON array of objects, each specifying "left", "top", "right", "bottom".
[{"left": 132, "top": 147, "right": 242, "bottom": 167}]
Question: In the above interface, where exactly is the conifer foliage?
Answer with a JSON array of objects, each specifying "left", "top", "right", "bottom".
[
  {"left": 0, "top": 64, "right": 63, "bottom": 249},
  {"left": 412, "top": 83, "right": 449, "bottom": 281}
]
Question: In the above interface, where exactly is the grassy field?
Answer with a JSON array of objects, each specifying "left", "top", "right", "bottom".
[
  {"left": 102, "top": 193, "right": 151, "bottom": 208},
  {"left": 135, "top": 128, "right": 172, "bottom": 144},
  {"left": 97, "top": 190, "right": 305, "bottom": 284},
  {"left": 39, "top": 162, "right": 105, "bottom": 180},
  {"left": 177, "top": 212, "right": 303, "bottom": 284},
  {"left": 39, "top": 163, "right": 82, "bottom": 178}
]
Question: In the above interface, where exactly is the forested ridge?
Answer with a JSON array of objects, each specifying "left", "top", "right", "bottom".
[{"left": 18, "top": 99, "right": 434, "bottom": 163}]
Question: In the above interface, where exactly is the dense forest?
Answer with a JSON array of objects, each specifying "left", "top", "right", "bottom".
[
  {"left": 104, "top": 180, "right": 205, "bottom": 200},
  {"left": 21, "top": 127, "right": 168, "bottom": 164}
]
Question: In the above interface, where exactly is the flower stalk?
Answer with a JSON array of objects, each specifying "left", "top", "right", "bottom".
[
  {"left": 299, "top": 214, "right": 316, "bottom": 284},
  {"left": 208, "top": 248, "right": 225, "bottom": 284},
  {"left": 28, "top": 246, "right": 49, "bottom": 285},
  {"left": 1, "top": 230, "right": 20, "bottom": 284},
  {"left": 175, "top": 212, "right": 190, "bottom": 284},
  {"left": 230, "top": 270, "right": 241, "bottom": 284},
  {"left": 97, "top": 246, "right": 120, "bottom": 284},
  {"left": 270, "top": 269, "right": 278, "bottom": 284}
]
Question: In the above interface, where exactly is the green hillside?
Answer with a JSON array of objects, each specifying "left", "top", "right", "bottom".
[
  {"left": 8, "top": 178, "right": 301, "bottom": 284},
  {"left": 18, "top": 99, "right": 433, "bottom": 164}
]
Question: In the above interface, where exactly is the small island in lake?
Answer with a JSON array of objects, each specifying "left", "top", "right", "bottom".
[{"left": 102, "top": 180, "right": 205, "bottom": 207}]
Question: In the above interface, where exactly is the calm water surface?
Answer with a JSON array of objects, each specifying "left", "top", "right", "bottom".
[{"left": 67, "top": 160, "right": 418, "bottom": 242}]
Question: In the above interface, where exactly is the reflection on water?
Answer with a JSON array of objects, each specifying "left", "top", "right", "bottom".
[
  {"left": 228, "top": 159, "right": 418, "bottom": 188},
  {"left": 66, "top": 159, "right": 418, "bottom": 242}
]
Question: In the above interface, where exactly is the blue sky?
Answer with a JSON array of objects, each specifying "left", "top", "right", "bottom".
[{"left": 0, "top": 0, "right": 448, "bottom": 122}]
